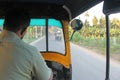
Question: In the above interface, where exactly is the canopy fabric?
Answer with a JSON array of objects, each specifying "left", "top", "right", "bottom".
[
  {"left": 48, "top": 19, "right": 62, "bottom": 28},
  {"left": 30, "top": 19, "right": 46, "bottom": 26},
  {"left": 0, "top": 19, "right": 62, "bottom": 28},
  {"left": 0, "top": 0, "right": 103, "bottom": 19},
  {"left": 0, "top": 19, "right": 4, "bottom": 27}
]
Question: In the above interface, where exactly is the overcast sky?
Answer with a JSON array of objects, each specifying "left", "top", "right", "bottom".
[{"left": 76, "top": 1, "right": 120, "bottom": 25}]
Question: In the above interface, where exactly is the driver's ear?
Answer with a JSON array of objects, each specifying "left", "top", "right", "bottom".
[
  {"left": 17, "top": 28, "right": 27, "bottom": 39},
  {"left": 21, "top": 28, "right": 27, "bottom": 37},
  {"left": 21, "top": 28, "right": 26, "bottom": 35},
  {"left": 16, "top": 30, "right": 22, "bottom": 38}
]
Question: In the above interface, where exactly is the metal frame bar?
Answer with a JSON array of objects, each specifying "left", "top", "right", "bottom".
[
  {"left": 105, "top": 15, "right": 110, "bottom": 80},
  {"left": 46, "top": 18, "right": 48, "bottom": 51}
]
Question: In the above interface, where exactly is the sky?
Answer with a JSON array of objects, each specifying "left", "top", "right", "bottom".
[{"left": 76, "top": 1, "right": 120, "bottom": 25}]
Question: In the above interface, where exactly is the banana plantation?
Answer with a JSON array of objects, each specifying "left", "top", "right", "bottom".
[{"left": 69, "top": 15, "right": 120, "bottom": 61}]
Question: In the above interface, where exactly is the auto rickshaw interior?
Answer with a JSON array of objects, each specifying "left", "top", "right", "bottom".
[
  {"left": 1, "top": 0, "right": 120, "bottom": 80},
  {"left": 0, "top": 2, "right": 72, "bottom": 80}
]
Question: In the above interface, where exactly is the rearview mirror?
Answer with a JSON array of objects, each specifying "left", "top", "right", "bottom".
[
  {"left": 69, "top": 19, "right": 83, "bottom": 41},
  {"left": 70, "top": 19, "right": 83, "bottom": 31}
]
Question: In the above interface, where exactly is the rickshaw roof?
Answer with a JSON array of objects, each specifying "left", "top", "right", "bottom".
[{"left": 0, "top": 0, "right": 103, "bottom": 20}]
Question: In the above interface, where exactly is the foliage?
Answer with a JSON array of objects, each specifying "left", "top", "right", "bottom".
[
  {"left": 92, "top": 16, "right": 98, "bottom": 26},
  {"left": 84, "top": 12, "right": 90, "bottom": 27},
  {"left": 111, "top": 18, "right": 120, "bottom": 28},
  {"left": 85, "top": 12, "right": 89, "bottom": 18},
  {"left": 99, "top": 16, "right": 106, "bottom": 28},
  {"left": 78, "top": 27, "right": 120, "bottom": 38},
  {"left": 23, "top": 26, "right": 44, "bottom": 43},
  {"left": 84, "top": 19, "right": 90, "bottom": 27},
  {"left": 69, "top": 15, "right": 120, "bottom": 60}
]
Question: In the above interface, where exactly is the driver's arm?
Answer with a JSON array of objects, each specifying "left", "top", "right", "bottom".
[
  {"left": 49, "top": 69, "right": 53, "bottom": 80},
  {"left": 32, "top": 48, "right": 53, "bottom": 80}
]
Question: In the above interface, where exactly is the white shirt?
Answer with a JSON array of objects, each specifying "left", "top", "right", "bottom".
[{"left": 0, "top": 30, "right": 51, "bottom": 80}]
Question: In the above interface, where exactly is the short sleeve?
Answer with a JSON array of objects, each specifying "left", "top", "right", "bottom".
[{"left": 32, "top": 48, "right": 51, "bottom": 80}]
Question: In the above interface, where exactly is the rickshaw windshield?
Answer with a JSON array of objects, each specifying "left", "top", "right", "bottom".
[{"left": 0, "top": 18, "right": 66, "bottom": 55}]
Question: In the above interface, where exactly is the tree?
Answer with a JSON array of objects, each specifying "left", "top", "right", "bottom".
[
  {"left": 111, "top": 18, "right": 120, "bottom": 28},
  {"left": 85, "top": 12, "right": 89, "bottom": 18},
  {"left": 99, "top": 16, "right": 106, "bottom": 28},
  {"left": 84, "top": 19, "right": 89, "bottom": 27},
  {"left": 84, "top": 12, "right": 90, "bottom": 27},
  {"left": 92, "top": 16, "right": 98, "bottom": 27}
]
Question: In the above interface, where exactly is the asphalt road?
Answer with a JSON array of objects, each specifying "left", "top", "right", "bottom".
[
  {"left": 70, "top": 43, "right": 120, "bottom": 80},
  {"left": 30, "top": 37, "right": 120, "bottom": 80}
]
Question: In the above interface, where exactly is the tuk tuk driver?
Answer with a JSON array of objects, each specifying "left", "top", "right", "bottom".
[{"left": 0, "top": 8, "right": 53, "bottom": 80}]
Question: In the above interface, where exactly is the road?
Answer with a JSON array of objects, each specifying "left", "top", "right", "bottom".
[
  {"left": 70, "top": 43, "right": 120, "bottom": 80},
  {"left": 30, "top": 37, "right": 120, "bottom": 80}
]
